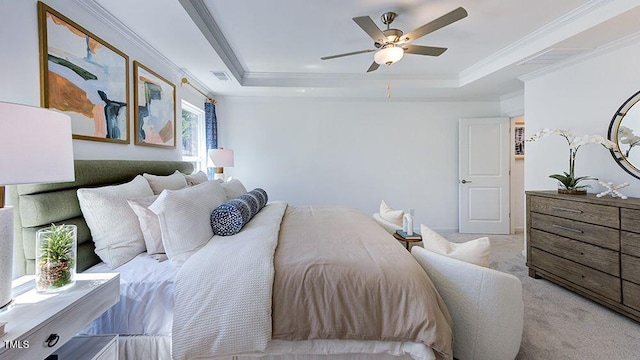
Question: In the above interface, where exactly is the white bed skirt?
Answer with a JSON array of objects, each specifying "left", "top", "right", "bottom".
[
  {"left": 119, "top": 335, "right": 175, "bottom": 360},
  {"left": 118, "top": 336, "right": 426, "bottom": 360}
]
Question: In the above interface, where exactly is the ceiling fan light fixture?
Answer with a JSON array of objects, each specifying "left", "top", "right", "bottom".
[{"left": 374, "top": 46, "right": 404, "bottom": 65}]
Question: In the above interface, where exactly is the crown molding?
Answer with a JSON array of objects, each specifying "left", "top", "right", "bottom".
[
  {"left": 72, "top": 0, "right": 216, "bottom": 94},
  {"left": 500, "top": 89, "right": 524, "bottom": 101},
  {"left": 73, "top": 0, "right": 178, "bottom": 77},
  {"left": 518, "top": 30, "right": 640, "bottom": 82},
  {"left": 241, "top": 72, "right": 461, "bottom": 88},
  {"left": 180, "top": 68, "right": 217, "bottom": 99},
  {"left": 459, "top": 0, "right": 636, "bottom": 86},
  {"left": 179, "top": 0, "right": 244, "bottom": 83},
  {"left": 220, "top": 94, "right": 500, "bottom": 103}
]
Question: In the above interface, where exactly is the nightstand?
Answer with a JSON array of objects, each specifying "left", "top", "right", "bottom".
[{"left": 0, "top": 273, "right": 119, "bottom": 360}]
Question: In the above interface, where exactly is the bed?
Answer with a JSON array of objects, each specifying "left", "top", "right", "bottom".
[{"left": 10, "top": 160, "right": 523, "bottom": 360}]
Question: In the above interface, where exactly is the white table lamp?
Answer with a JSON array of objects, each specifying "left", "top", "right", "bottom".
[
  {"left": 0, "top": 102, "right": 75, "bottom": 313},
  {"left": 208, "top": 148, "right": 234, "bottom": 181}
]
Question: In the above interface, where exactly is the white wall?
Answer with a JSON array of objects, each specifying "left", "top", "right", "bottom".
[
  {"left": 524, "top": 40, "right": 640, "bottom": 196},
  {"left": 0, "top": 0, "right": 206, "bottom": 161},
  {"left": 218, "top": 97, "right": 501, "bottom": 231}
]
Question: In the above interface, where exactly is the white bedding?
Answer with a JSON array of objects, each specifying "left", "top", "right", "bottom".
[
  {"left": 82, "top": 252, "right": 178, "bottom": 335},
  {"left": 79, "top": 204, "right": 438, "bottom": 360},
  {"left": 172, "top": 201, "right": 288, "bottom": 359}
]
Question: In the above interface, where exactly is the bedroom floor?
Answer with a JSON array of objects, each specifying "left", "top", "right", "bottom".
[{"left": 420, "top": 233, "right": 640, "bottom": 360}]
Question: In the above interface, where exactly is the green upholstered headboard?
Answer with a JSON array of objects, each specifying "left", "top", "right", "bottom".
[{"left": 10, "top": 160, "right": 194, "bottom": 277}]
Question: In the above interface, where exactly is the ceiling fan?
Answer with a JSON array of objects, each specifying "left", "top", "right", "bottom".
[{"left": 321, "top": 7, "right": 468, "bottom": 72}]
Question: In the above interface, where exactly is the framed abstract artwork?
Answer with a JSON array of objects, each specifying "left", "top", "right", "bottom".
[
  {"left": 38, "top": 2, "right": 129, "bottom": 143},
  {"left": 514, "top": 121, "right": 525, "bottom": 160},
  {"left": 133, "top": 61, "right": 176, "bottom": 148}
]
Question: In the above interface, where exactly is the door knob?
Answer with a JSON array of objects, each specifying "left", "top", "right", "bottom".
[{"left": 460, "top": 179, "right": 472, "bottom": 184}]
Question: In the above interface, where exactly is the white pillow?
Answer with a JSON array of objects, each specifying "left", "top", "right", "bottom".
[
  {"left": 420, "top": 224, "right": 490, "bottom": 267},
  {"left": 379, "top": 200, "right": 404, "bottom": 227},
  {"left": 143, "top": 170, "right": 188, "bottom": 195},
  {"left": 221, "top": 179, "right": 247, "bottom": 200},
  {"left": 149, "top": 181, "right": 227, "bottom": 267},
  {"left": 127, "top": 195, "right": 164, "bottom": 255},
  {"left": 77, "top": 175, "right": 153, "bottom": 268},
  {"left": 184, "top": 171, "right": 208, "bottom": 186}
]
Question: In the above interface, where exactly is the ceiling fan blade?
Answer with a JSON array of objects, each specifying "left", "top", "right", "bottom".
[
  {"left": 321, "top": 49, "right": 375, "bottom": 60},
  {"left": 353, "top": 16, "right": 387, "bottom": 43},
  {"left": 402, "top": 7, "right": 468, "bottom": 43},
  {"left": 366, "top": 62, "right": 380, "bottom": 73},
  {"left": 402, "top": 44, "right": 447, "bottom": 56}
]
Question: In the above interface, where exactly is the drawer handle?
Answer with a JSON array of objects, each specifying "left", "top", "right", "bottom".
[
  {"left": 552, "top": 224, "right": 583, "bottom": 234},
  {"left": 551, "top": 206, "right": 583, "bottom": 214},
  {"left": 45, "top": 333, "right": 59, "bottom": 348}
]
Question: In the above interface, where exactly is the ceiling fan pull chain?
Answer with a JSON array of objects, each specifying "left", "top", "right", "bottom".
[{"left": 387, "top": 83, "right": 391, "bottom": 99}]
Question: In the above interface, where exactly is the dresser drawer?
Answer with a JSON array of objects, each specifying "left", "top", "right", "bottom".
[
  {"left": 529, "top": 229, "right": 619, "bottom": 276},
  {"left": 530, "top": 212, "right": 620, "bottom": 251},
  {"left": 530, "top": 247, "right": 621, "bottom": 301},
  {"left": 621, "top": 231, "right": 640, "bottom": 257},
  {"left": 52, "top": 335, "right": 118, "bottom": 360},
  {"left": 621, "top": 208, "right": 640, "bottom": 233},
  {"left": 530, "top": 195, "right": 619, "bottom": 228},
  {"left": 623, "top": 280, "right": 640, "bottom": 312},
  {"left": 621, "top": 254, "right": 640, "bottom": 284}
]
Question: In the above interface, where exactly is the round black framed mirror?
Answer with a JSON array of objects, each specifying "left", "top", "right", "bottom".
[{"left": 608, "top": 90, "right": 640, "bottom": 179}]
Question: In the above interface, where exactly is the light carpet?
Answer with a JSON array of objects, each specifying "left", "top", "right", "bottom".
[{"left": 410, "top": 233, "right": 640, "bottom": 360}]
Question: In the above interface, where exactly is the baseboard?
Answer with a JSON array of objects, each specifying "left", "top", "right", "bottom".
[{"left": 434, "top": 228, "right": 459, "bottom": 233}]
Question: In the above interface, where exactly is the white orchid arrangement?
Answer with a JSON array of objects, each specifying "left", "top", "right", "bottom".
[
  {"left": 528, "top": 129, "right": 616, "bottom": 191},
  {"left": 618, "top": 126, "right": 640, "bottom": 157}
]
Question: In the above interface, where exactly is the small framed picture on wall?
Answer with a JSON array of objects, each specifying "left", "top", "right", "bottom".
[
  {"left": 514, "top": 122, "right": 525, "bottom": 160},
  {"left": 133, "top": 61, "right": 176, "bottom": 148}
]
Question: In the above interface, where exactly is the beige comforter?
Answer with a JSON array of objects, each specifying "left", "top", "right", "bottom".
[
  {"left": 272, "top": 206, "right": 453, "bottom": 359},
  {"left": 173, "top": 204, "right": 453, "bottom": 360}
]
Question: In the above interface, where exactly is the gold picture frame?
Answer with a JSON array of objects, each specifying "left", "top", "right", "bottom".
[
  {"left": 133, "top": 61, "right": 176, "bottom": 148},
  {"left": 38, "top": 1, "right": 129, "bottom": 144}
]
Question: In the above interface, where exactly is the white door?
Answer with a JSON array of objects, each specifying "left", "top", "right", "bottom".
[{"left": 459, "top": 118, "right": 510, "bottom": 234}]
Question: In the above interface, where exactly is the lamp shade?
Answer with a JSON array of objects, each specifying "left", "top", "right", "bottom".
[
  {"left": 208, "top": 148, "right": 234, "bottom": 168},
  {"left": 0, "top": 102, "right": 75, "bottom": 185},
  {"left": 0, "top": 102, "right": 74, "bottom": 313},
  {"left": 374, "top": 46, "right": 404, "bottom": 65}
]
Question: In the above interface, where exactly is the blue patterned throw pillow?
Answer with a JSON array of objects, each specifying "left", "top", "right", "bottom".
[{"left": 210, "top": 188, "right": 269, "bottom": 236}]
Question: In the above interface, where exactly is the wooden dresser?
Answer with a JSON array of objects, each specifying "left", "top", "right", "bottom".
[{"left": 526, "top": 191, "right": 640, "bottom": 322}]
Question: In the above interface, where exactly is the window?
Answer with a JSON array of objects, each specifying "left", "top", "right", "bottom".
[{"left": 181, "top": 101, "right": 207, "bottom": 172}]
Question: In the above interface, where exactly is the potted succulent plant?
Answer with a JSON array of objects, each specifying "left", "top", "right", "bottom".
[{"left": 35, "top": 224, "right": 77, "bottom": 293}]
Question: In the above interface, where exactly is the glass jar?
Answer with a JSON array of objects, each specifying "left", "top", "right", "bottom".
[{"left": 35, "top": 224, "right": 77, "bottom": 293}]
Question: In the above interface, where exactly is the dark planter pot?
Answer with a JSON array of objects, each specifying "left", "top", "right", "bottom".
[{"left": 557, "top": 188, "right": 587, "bottom": 195}]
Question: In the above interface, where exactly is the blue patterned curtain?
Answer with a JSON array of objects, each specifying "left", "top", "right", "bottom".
[{"left": 204, "top": 101, "right": 218, "bottom": 178}]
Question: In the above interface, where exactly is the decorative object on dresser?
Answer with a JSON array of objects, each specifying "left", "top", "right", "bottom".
[
  {"left": 527, "top": 129, "right": 616, "bottom": 194},
  {"left": 0, "top": 102, "right": 74, "bottom": 313},
  {"left": 36, "top": 224, "right": 77, "bottom": 293},
  {"left": 208, "top": 148, "right": 234, "bottom": 180},
  {"left": 608, "top": 90, "right": 640, "bottom": 179},
  {"left": 596, "top": 180, "right": 629, "bottom": 199},
  {"left": 38, "top": 2, "right": 129, "bottom": 144},
  {"left": 526, "top": 191, "right": 640, "bottom": 322}
]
